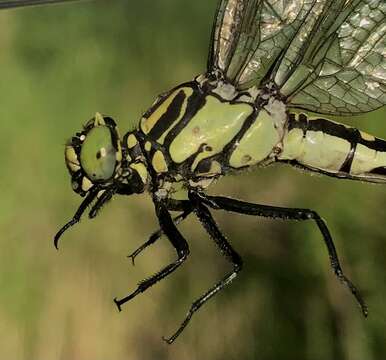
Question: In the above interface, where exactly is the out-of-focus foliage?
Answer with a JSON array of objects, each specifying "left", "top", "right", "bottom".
[{"left": 0, "top": 1, "right": 385, "bottom": 359}]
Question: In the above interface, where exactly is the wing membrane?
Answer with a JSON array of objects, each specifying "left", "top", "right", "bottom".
[
  {"left": 208, "top": 0, "right": 317, "bottom": 88},
  {"left": 284, "top": 0, "right": 386, "bottom": 115},
  {"left": 0, "top": 0, "right": 82, "bottom": 10},
  {"left": 208, "top": 0, "right": 386, "bottom": 115}
]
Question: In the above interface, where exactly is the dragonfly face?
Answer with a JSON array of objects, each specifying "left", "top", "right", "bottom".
[
  {"left": 64, "top": 114, "right": 121, "bottom": 195},
  {"left": 55, "top": 0, "right": 385, "bottom": 344},
  {"left": 64, "top": 113, "right": 147, "bottom": 199}
]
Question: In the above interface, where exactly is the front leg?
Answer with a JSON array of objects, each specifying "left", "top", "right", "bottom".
[
  {"left": 127, "top": 200, "right": 193, "bottom": 265},
  {"left": 114, "top": 200, "right": 190, "bottom": 310},
  {"left": 162, "top": 190, "right": 243, "bottom": 344}
]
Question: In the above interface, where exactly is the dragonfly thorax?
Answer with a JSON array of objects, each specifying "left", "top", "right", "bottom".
[{"left": 139, "top": 79, "right": 287, "bottom": 182}]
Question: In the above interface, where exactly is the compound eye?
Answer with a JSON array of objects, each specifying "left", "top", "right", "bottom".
[{"left": 80, "top": 126, "right": 116, "bottom": 181}]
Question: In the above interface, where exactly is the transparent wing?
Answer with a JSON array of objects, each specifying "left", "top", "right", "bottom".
[
  {"left": 281, "top": 0, "right": 386, "bottom": 115},
  {"left": 208, "top": 0, "right": 386, "bottom": 116},
  {"left": 208, "top": 0, "right": 319, "bottom": 89},
  {"left": 0, "top": 0, "right": 81, "bottom": 10}
]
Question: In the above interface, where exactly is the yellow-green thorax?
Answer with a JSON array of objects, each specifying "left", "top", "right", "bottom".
[{"left": 136, "top": 81, "right": 287, "bottom": 195}]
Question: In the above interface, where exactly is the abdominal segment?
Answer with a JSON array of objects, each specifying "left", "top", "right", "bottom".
[{"left": 279, "top": 113, "right": 386, "bottom": 183}]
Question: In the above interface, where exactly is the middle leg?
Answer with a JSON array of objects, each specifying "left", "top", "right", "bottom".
[
  {"left": 127, "top": 200, "right": 193, "bottom": 265},
  {"left": 163, "top": 190, "right": 243, "bottom": 344}
]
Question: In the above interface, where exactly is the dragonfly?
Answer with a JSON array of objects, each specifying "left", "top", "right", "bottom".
[{"left": 55, "top": 0, "right": 386, "bottom": 343}]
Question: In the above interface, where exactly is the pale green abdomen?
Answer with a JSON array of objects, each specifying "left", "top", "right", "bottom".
[{"left": 279, "top": 114, "right": 386, "bottom": 183}]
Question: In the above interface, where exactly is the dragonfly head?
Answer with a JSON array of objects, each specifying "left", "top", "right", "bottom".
[
  {"left": 64, "top": 113, "right": 123, "bottom": 196},
  {"left": 55, "top": 113, "right": 148, "bottom": 249},
  {"left": 64, "top": 112, "right": 148, "bottom": 199}
]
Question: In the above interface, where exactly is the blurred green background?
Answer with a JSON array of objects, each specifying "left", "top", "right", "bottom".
[{"left": 0, "top": 1, "right": 385, "bottom": 359}]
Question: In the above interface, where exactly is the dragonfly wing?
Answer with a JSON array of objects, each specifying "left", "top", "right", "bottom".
[
  {"left": 208, "top": 0, "right": 385, "bottom": 115},
  {"left": 207, "top": 0, "right": 319, "bottom": 89},
  {"left": 279, "top": 0, "right": 386, "bottom": 115},
  {"left": 0, "top": 0, "right": 81, "bottom": 10}
]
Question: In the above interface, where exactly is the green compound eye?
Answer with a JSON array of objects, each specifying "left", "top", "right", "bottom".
[{"left": 80, "top": 126, "right": 116, "bottom": 182}]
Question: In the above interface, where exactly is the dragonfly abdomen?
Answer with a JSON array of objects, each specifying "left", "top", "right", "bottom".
[{"left": 279, "top": 113, "right": 386, "bottom": 183}]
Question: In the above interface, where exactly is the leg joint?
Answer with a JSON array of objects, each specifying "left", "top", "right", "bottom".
[
  {"left": 297, "top": 209, "right": 320, "bottom": 220},
  {"left": 177, "top": 246, "right": 190, "bottom": 260},
  {"left": 234, "top": 263, "right": 242, "bottom": 273},
  {"left": 233, "top": 256, "right": 243, "bottom": 272}
]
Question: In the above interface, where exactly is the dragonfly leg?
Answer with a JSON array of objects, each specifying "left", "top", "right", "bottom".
[
  {"left": 127, "top": 207, "right": 192, "bottom": 265},
  {"left": 114, "top": 200, "right": 190, "bottom": 311},
  {"left": 162, "top": 190, "right": 242, "bottom": 344},
  {"left": 88, "top": 187, "right": 116, "bottom": 219},
  {"left": 53, "top": 186, "right": 99, "bottom": 249},
  {"left": 196, "top": 192, "right": 368, "bottom": 317}
]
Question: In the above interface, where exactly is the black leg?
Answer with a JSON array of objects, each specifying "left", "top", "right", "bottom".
[
  {"left": 128, "top": 207, "right": 192, "bottom": 266},
  {"left": 88, "top": 187, "right": 116, "bottom": 219},
  {"left": 162, "top": 191, "right": 243, "bottom": 344},
  {"left": 114, "top": 200, "right": 190, "bottom": 311},
  {"left": 196, "top": 192, "right": 368, "bottom": 317},
  {"left": 54, "top": 186, "right": 99, "bottom": 249}
]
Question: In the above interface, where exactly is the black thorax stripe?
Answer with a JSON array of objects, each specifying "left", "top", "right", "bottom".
[
  {"left": 148, "top": 90, "right": 186, "bottom": 139},
  {"left": 163, "top": 88, "right": 207, "bottom": 149}
]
